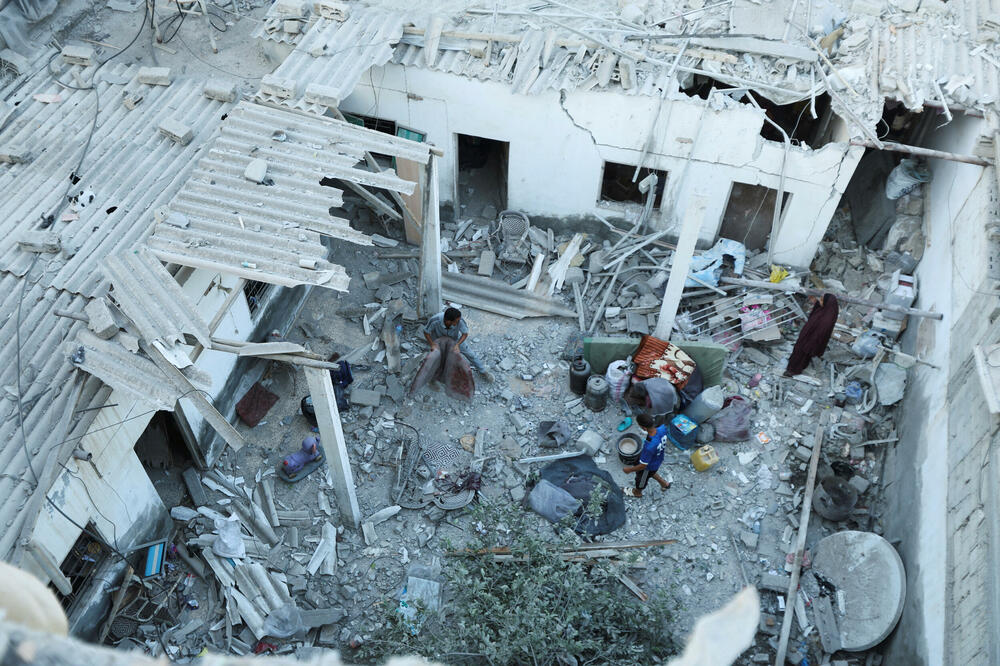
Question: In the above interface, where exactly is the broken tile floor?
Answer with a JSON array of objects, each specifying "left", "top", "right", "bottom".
[{"left": 144, "top": 208, "right": 897, "bottom": 665}]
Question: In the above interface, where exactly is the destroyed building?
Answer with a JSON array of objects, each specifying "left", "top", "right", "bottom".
[{"left": 0, "top": 0, "right": 997, "bottom": 664}]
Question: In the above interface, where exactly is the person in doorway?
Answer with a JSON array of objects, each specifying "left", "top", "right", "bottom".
[
  {"left": 784, "top": 293, "right": 840, "bottom": 377},
  {"left": 423, "top": 307, "right": 494, "bottom": 381},
  {"left": 622, "top": 414, "right": 671, "bottom": 498},
  {"left": 625, "top": 377, "right": 679, "bottom": 426}
]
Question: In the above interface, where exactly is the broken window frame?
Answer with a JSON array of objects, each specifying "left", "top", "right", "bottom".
[
  {"left": 242, "top": 280, "right": 272, "bottom": 319},
  {"left": 598, "top": 161, "right": 667, "bottom": 209},
  {"left": 53, "top": 523, "right": 111, "bottom": 614}
]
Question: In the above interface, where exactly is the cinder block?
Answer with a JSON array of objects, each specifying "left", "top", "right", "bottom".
[
  {"left": 283, "top": 19, "right": 301, "bottom": 34},
  {"left": 203, "top": 79, "right": 237, "bottom": 103},
  {"left": 272, "top": 0, "right": 306, "bottom": 15},
  {"left": 313, "top": 0, "right": 348, "bottom": 19},
  {"left": 84, "top": 298, "right": 118, "bottom": 339},
  {"left": 61, "top": 44, "right": 96, "bottom": 66},
  {"left": 158, "top": 118, "right": 194, "bottom": 145},
  {"left": 477, "top": 250, "right": 496, "bottom": 276},
  {"left": 260, "top": 74, "right": 296, "bottom": 99},
  {"left": 303, "top": 83, "right": 340, "bottom": 108},
  {"left": 137, "top": 66, "right": 172, "bottom": 86},
  {"left": 243, "top": 158, "right": 268, "bottom": 183},
  {"left": 0, "top": 144, "right": 31, "bottom": 164},
  {"left": 17, "top": 230, "right": 60, "bottom": 253}
]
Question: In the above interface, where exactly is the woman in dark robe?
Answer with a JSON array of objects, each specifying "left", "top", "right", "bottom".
[{"left": 784, "top": 294, "right": 839, "bottom": 377}]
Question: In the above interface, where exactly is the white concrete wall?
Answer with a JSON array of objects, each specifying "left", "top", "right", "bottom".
[
  {"left": 342, "top": 64, "right": 862, "bottom": 267},
  {"left": 25, "top": 395, "right": 160, "bottom": 583},
  {"left": 882, "top": 112, "right": 1000, "bottom": 665}
]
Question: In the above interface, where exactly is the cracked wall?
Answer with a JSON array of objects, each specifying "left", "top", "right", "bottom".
[{"left": 343, "top": 63, "right": 862, "bottom": 267}]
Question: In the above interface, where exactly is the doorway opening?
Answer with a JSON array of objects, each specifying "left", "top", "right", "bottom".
[
  {"left": 135, "top": 412, "right": 195, "bottom": 472},
  {"left": 718, "top": 182, "right": 791, "bottom": 251},
  {"left": 456, "top": 134, "right": 508, "bottom": 221}
]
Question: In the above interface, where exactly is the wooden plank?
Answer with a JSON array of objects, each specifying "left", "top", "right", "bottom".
[
  {"left": 774, "top": 416, "right": 826, "bottom": 666},
  {"left": 396, "top": 157, "right": 424, "bottom": 245},
  {"left": 340, "top": 179, "right": 402, "bottom": 221},
  {"left": 617, "top": 573, "right": 649, "bottom": 601}
]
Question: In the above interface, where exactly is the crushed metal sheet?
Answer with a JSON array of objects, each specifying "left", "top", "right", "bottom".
[
  {"left": 441, "top": 271, "right": 577, "bottom": 320},
  {"left": 103, "top": 247, "right": 212, "bottom": 349},
  {"left": 146, "top": 101, "right": 429, "bottom": 291}
]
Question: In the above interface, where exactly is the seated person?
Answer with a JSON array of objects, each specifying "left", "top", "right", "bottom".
[{"left": 625, "top": 377, "right": 679, "bottom": 426}]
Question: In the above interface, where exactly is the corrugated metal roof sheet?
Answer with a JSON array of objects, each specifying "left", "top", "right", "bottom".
[
  {"left": 250, "top": 6, "right": 319, "bottom": 46},
  {"left": 0, "top": 270, "right": 105, "bottom": 560},
  {"left": 256, "top": 9, "right": 404, "bottom": 112},
  {"left": 0, "top": 62, "right": 234, "bottom": 298},
  {"left": 145, "top": 101, "right": 429, "bottom": 291},
  {"left": 103, "top": 247, "right": 212, "bottom": 349}
]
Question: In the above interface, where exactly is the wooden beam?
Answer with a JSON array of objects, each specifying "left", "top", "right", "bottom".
[
  {"left": 304, "top": 367, "right": 361, "bottom": 528},
  {"left": 340, "top": 179, "right": 402, "bottom": 221},
  {"left": 774, "top": 417, "right": 826, "bottom": 666}
]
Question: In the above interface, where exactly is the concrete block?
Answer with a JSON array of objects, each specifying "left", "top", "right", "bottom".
[
  {"left": 158, "top": 118, "right": 194, "bottom": 145},
  {"left": 301, "top": 608, "right": 344, "bottom": 629},
  {"left": 477, "top": 250, "right": 496, "bottom": 276},
  {"left": 313, "top": 0, "right": 348, "bottom": 19},
  {"left": 848, "top": 475, "right": 871, "bottom": 494},
  {"left": 272, "top": 0, "right": 305, "bottom": 15},
  {"left": 260, "top": 74, "right": 296, "bottom": 99},
  {"left": 61, "top": 44, "right": 96, "bottom": 66},
  {"left": 84, "top": 298, "right": 118, "bottom": 339},
  {"left": 283, "top": 19, "right": 301, "bottom": 34},
  {"left": 350, "top": 389, "right": 381, "bottom": 407},
  {"left": 203, "top": 79, "right": 237, "bottom": 102},
  {"left": 758, "top": 612, "right": 780, "bottom": 635},
  {"left": 758, "top": 572, "right": 790, "bottom": 592},
  {"left": 304, "top": 83, "right": 340, "bottom": 107},
  {"left": 813, "top": 594, "right": 842, "bottom": 653},
  {"left": 137, "top": 66, "right": 172, "bottom": 86},
  {"left": 244, "top": 158, "right": 268, "bottom": 183},
  {"left": 793, "top": 445, "right": 812, "bottom": 462},
  {"left": 740, "top": 531, "right": 759, "bottom": 550},
  {"left": 0, "top": 144, "right": 31, "bottom": 164},
  {"left": 17, "top": 230, "right": 60, "bottom": 253}
]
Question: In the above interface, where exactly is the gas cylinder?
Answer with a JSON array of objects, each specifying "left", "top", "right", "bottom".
[
  {"left": 569, "top": 356, "right": 592, "bottom": 395},
  {"left": 584, "top": 375, "right": 610, "bottom": 412}
]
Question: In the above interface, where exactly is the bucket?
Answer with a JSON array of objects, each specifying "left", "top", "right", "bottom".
[{"left": 617, "top": 433, "right": 642, "bottom": 465}]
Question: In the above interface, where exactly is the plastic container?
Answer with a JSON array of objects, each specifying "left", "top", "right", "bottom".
[
  {"left": 682, "top": 385, "right": 725, "bottom": 423},
  {"left": 690, "top": 445, "right": 719, "bottom": 472},
  {"left": 585, "top": 375, "right": 610, "bottom": 412},
  {"left": 617, "top": 433, "right": 642, "bottom": 465},
  {"left": 667, "top": 414, "right": 699, "bottom": 450},
  {"left": 569, "top": 356, "right": 592, "bottom": 395}
]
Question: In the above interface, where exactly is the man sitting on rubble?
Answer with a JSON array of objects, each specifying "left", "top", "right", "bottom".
[
  {"left": 625, "top": 377, "right": 678, "bottom": 426},
  {"left": 423, "top": 307, "right": 494, "bottom": 382},
  {"left": 622, "top": 414, "right": 671, "bottom": 498}
]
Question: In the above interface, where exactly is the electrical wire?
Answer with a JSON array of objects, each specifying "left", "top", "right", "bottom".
[{"left": 16, "top": 253, "right": 41, "bottom": 487}]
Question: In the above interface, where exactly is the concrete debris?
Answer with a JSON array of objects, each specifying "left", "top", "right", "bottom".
[
  {"left": 158, "top": 118, "right": 194, "bottom": 145},
  {"left": 136, "top": 66, "right": 171, "bottom": 85},
  {"left": 61, "top": 44, "right": 95, "bottom": 66},
  {"left": 203, "top": 79, "right": 237, "bottom": 102},
  {"left": 83, "top": 298, "right": 117, "bottom": 339},
  {"left": 17, "top": 230, "right": 60, "bottom": 254}
]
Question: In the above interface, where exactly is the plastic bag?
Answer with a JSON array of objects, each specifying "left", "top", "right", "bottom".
[
  {"left": 212, "top": 517, "right": 246, "bottom": 559},
  {"left": 262, "top": 602, "right": 304, "bottom": 638},
  {"left": 526, "top": 479, "right": 582, "bottom": 524},
  {"left": 707, "top": 395, "right": 751, "bottom": 442},
  {"left": 885, "top": 159, "right": 931, "bottom": 200},
  {"left": 605, "top": 360, "right": 632, "bottom": 401},
  {"left": 851, "top": 330, "right": 883, "bottom": 359}
]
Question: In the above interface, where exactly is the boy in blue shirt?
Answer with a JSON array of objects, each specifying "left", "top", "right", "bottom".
[{"left": 622, "top": 413, "right": 671, "bottom": 497}]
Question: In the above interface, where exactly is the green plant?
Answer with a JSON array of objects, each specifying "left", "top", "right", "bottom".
[{"left": 358, "top": 499, "right": 677, "bottom": 665}]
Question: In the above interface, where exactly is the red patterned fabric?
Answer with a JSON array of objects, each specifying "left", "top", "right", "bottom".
[{"left": 632, "top": 335, "right": 696, "bottom": 388}]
